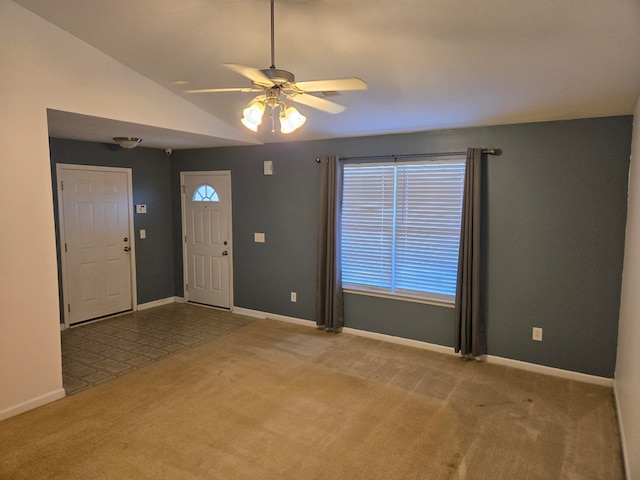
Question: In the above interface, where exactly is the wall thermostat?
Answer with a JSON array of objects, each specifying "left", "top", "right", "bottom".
[{"left": 135, "top": 204, "right": 147, "bottom": 214}]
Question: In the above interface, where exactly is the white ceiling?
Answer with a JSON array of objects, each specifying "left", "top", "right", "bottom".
[{"left": 16, "top": 0, "right": 640, "bottom": 149}]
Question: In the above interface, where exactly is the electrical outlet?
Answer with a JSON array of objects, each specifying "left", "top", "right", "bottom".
[
  {"left": 290, "top": 292, "right": 297, "bottom": 303},
  {"left": 532, "top": 327, "right": 543, "bottom": 342}
]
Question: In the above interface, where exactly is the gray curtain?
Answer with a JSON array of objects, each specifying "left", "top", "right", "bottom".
[
  {"left": 454, "top": 148, "right": 487, "bottom": 357},
  {"left": 315, "top": 156, "right": 344, "bottom": 331}
]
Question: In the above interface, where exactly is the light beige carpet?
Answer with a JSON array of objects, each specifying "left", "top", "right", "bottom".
[{"left": 0, "top": 318, "right": 624, "bottom": 479}]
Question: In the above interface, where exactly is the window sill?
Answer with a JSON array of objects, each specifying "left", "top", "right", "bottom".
[{"left": 342, "top": 288, "right": 455, "bottom": 309}]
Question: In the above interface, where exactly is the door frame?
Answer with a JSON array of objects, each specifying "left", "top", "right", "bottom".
[
  {"left": 180, "top": 171, "right": 234, "bottom": 310},
  {"left": 56, "top": 164, "right": 137, "bottom": 329}
]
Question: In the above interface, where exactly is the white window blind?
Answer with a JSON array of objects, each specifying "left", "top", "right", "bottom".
[{"left": 341, "top": 158, "right": 466, "bottom": 304}]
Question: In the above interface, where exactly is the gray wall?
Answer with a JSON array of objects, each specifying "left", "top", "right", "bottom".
[
  {"left": 172, "top": 116, "right": 632, "bottom": 377},
  {"left": 170, "top": 141, "right": 321, "bottom": 321},
  {"left": 50, "top": 138, "right": 175, "bottom": 311},
  {"left": 48, "top": 117, "right": 632, "bottom": 378}
]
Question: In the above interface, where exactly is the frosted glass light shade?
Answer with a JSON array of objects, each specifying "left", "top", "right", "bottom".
[
  {"left": 279, "top": 106, "right": 306, "bottom": 134},
  {"left": 241, "top": 101, "right": 266, "bottom": 131}
]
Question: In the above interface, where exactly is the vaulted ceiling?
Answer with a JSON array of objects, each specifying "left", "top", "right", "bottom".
[{"left": 14, "top": 0, "right": 640, "bottom": 148}]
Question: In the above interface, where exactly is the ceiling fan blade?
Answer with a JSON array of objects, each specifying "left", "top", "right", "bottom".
[
  {"left": 287, "top": 93, "right": 346, "bottom": 114},
  {"left": 224, "top": 63, "right": 274, "bottom": 87},
  {"left": 185, "top": 87, "right": 263, "bottom": 93},
  {"left": 293, "top": 77, "right": 368, "bottom": 93}
]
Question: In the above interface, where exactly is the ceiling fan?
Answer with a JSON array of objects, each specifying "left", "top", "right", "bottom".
[{"left": 186, "top": 0, "right": 367, "bottom": 133}]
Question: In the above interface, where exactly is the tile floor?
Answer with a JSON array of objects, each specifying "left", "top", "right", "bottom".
[{"left": 61, "top": 303, "right": 255, "bottom": 395}]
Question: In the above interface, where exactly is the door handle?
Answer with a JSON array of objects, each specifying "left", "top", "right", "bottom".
[
  {"left": 222, "top": 251, "right": 228, "bottom": 256},
  {"left": 124, "top": 246, "right": 131, "bottom": 252}
]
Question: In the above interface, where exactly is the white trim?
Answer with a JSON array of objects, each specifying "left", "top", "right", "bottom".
[
  {"left": 344, "top": 327, "right": 612, "bottom": 386},
  {"left": 613, "top": 381, "right": 631, "bottom": 477},
  {"left": 265, "top": 313, "right": 316, "bottom": 328},
  {"left": 485, "top": 354, "right": 613, "bottom": 387},
  {"left": 232, "top": 307, "right": 316, "bottom": 328},
  {"left": 235, "top": 307, "right": 613, "bottom": 387},
  {"left": 0, "top": 388, "right": 66, "bottom": 421},
  {"left": 342, "top": 327, "right": 455, "bottom": 356},
  {"left": 231, "top": 306, "right": 266, "bottom": 318},
  {"left": 137, "top": 297, "right": 182, "bottom": 311},
  {"left": 56, "top": 164, "right": 137, "bottom": 328}
]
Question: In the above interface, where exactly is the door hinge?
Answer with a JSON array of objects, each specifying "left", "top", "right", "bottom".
[
  {"left": 181, "top": 185, "right": 185, "bottom": 193},
  {"left": 67, "top": 304, "right": 71, "bottom": 313},
  {"left": 64, "top": 243, "right": 67, "bottom": 252},
  {"left": 60, "top": 180, "right": 64, "bottom": 191},
  {"left": 184, "top": 235, "right": 187, "bottom": 244},
  {"left": 185, "top": 284, "right": 188, "bottom": 292}
]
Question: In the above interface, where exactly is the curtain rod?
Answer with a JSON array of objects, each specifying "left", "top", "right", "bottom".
[{"left": 332, "top": 148, "right": 498, "bottom": 163}]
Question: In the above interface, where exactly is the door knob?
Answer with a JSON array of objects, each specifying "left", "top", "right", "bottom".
[
  {"left": 222, "top": 251, "right": 228, "bottom": 256},
  {"left": 124, "top": 246, "right": 131, "bottom": 252}
]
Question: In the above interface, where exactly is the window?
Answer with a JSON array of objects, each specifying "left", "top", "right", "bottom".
[
  {"left": 192, "top": 184, "right": 219, "bottom": 202},
  {"left": 341, "top": 158, "right": 466, "bottom": 305}
]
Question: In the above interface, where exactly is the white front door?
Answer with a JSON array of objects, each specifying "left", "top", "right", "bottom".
[
  {"left": 58, "top": 166, "right": 134, "bottom": 325},
  {"left": 182, "top": 172, "right": 232, "bottom": 309}
]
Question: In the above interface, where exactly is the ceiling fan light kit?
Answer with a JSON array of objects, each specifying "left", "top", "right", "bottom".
[{"left": 186, "top": 0, "right": 367, "bottom": 134}]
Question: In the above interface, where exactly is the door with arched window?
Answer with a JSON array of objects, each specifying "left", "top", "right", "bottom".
[{"left": 181, "top": 171, "right": 232, "bottom": 309}]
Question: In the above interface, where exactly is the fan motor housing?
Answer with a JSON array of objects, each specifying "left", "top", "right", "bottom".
[{"left": 261, "top": 68, "right": 295, "bottom": 85}]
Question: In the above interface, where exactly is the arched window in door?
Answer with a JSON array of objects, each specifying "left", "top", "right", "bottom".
[{"left": 192, "top": 184, "right": 219, "bottom": 202}]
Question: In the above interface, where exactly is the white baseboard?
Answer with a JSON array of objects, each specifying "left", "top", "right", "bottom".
[
  {"left": 344, "top": 327, "right": 612, "bottom": 386},
  {"left": 486, "top": 354, "right": 613, "bottom": 387},
  {"left": 232, "top": 307, "right": 316, "bottom": 328},
  {"left": 350, "top": 330, "right": 613, "bottom": 386},
  {"left": 232, "top": 306, "right": 268, "bottom": 318},
  {"left": 234, "top": 307, "right": 613, "bottom": 387},
  {"left": 0, "top": 388, "right": 66, "bottom": 422},
  {"left": 342, "top": 327, "right": 455, "bottom": 356},
  {"left": 613, "top": 381, "right": 631, "bottom": 478},
  {"left": 137, "top": 296, "right": 183, "bottom": 311}
]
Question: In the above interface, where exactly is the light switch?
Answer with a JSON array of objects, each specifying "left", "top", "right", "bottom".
[
  {"left": 264, "top": 161, "right": 273, "bottom": 175},
  {"left": 254, "top": 232, "right": 265, "bottom": 243},
  {"left": 140, "top": 229, "right": 146, "bottom": 239}
]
